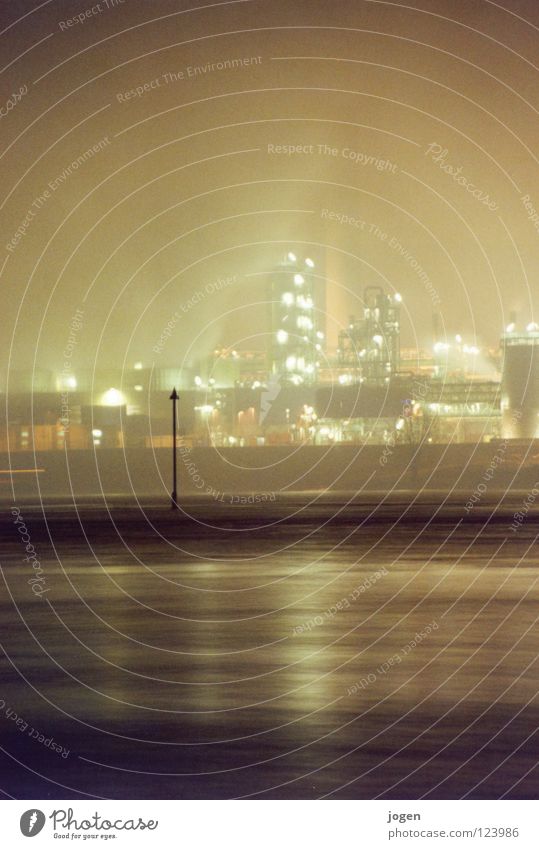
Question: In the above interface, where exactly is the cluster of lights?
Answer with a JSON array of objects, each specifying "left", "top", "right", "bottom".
[
  {"left": 275, "top": 252, "right": 319, "bottom": 384},
  {"left": 434, "top": 340, "right": 480, "bottom": 356},
  {"left": 505, "top": 322, "right": 539, "bottom": 333},
  {"left": 297, "top": 316, "right": 313, "bottom": 331},
  {"left": 287, "top": 252, "right": 315, "bottom": 269}
]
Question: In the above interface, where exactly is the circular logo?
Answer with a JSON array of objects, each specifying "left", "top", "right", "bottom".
[{"left": 20, "top": 810, "right": 46, "bottom": 837}]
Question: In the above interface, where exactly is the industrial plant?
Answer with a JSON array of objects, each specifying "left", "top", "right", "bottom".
[{"left": 2, "top": 252, "right": 536, "bottom": 453}]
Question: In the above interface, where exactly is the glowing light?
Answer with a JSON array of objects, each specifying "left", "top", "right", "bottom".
[
  {"left": 194, "top": 376, "right": 203, "bottom": 387},
  {"left": 134, "top": 362, "right": 143, "bottom": 370},
  {"left": 294, "top": 273, "right": 304, "bottom": 286},
  {"left": 316, "top": 331, "right": 324, "bottom": 340},
  {"left": 434, "top": 342, "right": 449, "bottom": 353},
  {"left": 506, "top": 323, "right": 515, "bottom": 333},
  {"left": 277, "top": 329, "right": 289, "bottom": 344},
  {"left": 66, "top": 376, "right": 77, "bottom": 389},
  {"left": 285, "top": 355, "right": 297, "bottom": 370},
  {"left": 287, "top": 251, "right": 297, "bottom": 262},
  {"left": 372, "top": 334, "right": 383, "bottom": 346},
  {"left": 282, "top": 291, "right": 294, "bottom": 306},
  {"left": 396, "top": 418, "right": 405, "bottom": 431},
  {"left": 305, "top": 257, "right": 315, "bottom": 268},
  {"left": 102, "top": 388, "right": 124, "bottom": 406},
  {"left": 297, "top": 294, "right": 313, "bottom": 309},
  {"left": 527, "top": 322, "right": 539, "bottom": 332},
  {"left": 394, "top": 293, "right": 402, "bottom": 302},
  {"left": 92, "top": 429, "right": 103, "bottom": 438}
]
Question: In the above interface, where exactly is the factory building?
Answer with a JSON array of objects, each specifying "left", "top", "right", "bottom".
[{"left": 501, "top": 325, "right": 539, "bottom": 438}]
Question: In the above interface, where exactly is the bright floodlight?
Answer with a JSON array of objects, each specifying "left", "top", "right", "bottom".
[
  {"left": 394, "top": 292, "right": 402, "bottom": 302},
  {"left": 282, "top": 292, "right": 294, "bottom": 306},
  {"left": 102, "top": 388, "right": 124, "bottom": 406},
  {"left": 287, "top": 251, "right": 297, "bottom": 262},
  {"left": 526, "top": 322, "right": 538, "bottom": 332},
  {"left": 276, "top": 329, "right": 288, "bottom": 344},
  {"left": 66, "top": 376, "right": 77, "bottom": 389},
  {"left": 293, "top": 273, "right": 304, "bottom": 286},
  {"left": 305, "top": 257, "right": 315, "bottom": 268},
  {"left": 194, "top": 375, "right": 203, "bottom": 386}
]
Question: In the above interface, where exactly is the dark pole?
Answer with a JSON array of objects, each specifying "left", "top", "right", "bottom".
[{"left": 170, "top": 387, "right": 179, "bottom": 509}]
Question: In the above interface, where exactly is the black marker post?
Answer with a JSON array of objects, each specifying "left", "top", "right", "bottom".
[{"left": 170, "top": 387, "right": 179, "bottom": 509}]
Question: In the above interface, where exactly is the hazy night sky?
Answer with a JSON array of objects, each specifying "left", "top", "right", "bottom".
[{"left": 2, "top": 0, "right": 539, "bottom": 380}]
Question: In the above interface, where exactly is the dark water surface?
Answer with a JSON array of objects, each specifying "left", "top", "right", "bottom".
[{"left": 1, "top": 493, "right": 538, "bottom": 799}]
